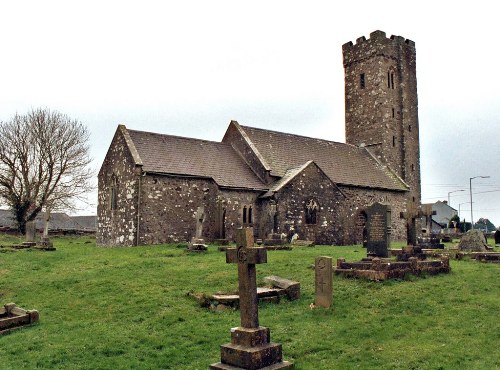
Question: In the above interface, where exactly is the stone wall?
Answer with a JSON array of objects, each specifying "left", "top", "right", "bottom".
[
  {"left": 271, "top": 163, "right": 346, "bottom": 245},
  {"left": 97, "top": 129, "right": 140, "bottom": 246},
  {"left": 138, "top": 175, "right": 263, "bottom": 245},
  {"left": 338, "top": 185, "right": 408, "bottom": 245}
]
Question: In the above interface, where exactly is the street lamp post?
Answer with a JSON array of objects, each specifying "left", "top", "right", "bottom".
[
  {"left": 469, "top": 176, "right": 490, "bottom": 230},
  {"left": 447, "top": 190, "right": 465, "bottom": 207}
]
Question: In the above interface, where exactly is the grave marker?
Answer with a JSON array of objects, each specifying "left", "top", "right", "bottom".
[
  {"left": 315, "top": 256, "right": 333, "bottom": 308},
  {"left": 25, "top": 221, "right": 36, "bottom": 243},
  {"left": 366, "top": 203, "right": 391, "bottom": 258},
  {"left": 210, "top": 227, "right": 293, "bottom": 369}
]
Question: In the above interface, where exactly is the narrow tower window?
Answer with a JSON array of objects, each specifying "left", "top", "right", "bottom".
[
  {"left": 242, "top": 206, "right": 247, "bottom": 224},
  {"left": 392, "top": 136, "right": 396, "bottom": 147},
  {"left": 408, "top": 124, "right": 412, "bottom": 132},
  {"left": 360, "top": 73, "right": 365, "bottom": 89},
  {"left": 387, "top": 72, "right": 391, "bottom": 88},
  {"left": 392, "top": 108, "right": 395, "bottom": 118},
  {"left": 391, "top": 72, "right": 395, "bottom": 89},
  {"left": 248, "top": 206, "right": 253, "bottom": 224}
]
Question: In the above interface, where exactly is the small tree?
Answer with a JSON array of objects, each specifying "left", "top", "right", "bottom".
[
  {"left": 0, "top": 108, "right": 93, "bottom": 234},
  {"left": 449, "top": 214, "right": 460, "bottom": 229}
]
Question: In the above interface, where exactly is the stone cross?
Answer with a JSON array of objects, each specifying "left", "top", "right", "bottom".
[
  {"left": 195, "top": 206, "right": 205, "bottom": 240},
  {"left": 212, "top": 227, "right": 293, "bottom": 369},
  {"left": 226, "top": 227, "right": 267, "bottom": 328},
  {"left": 315, "top": 256, "right": 333, "bottom": 308}
]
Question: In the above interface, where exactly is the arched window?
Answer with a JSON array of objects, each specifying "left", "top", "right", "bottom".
[
  {"left": 243, "top": 206, "right": 247, "bottom": 224},
  {"left": 248, "top": 206, "right": 253, "bottom": 224},
  {"left": 110, "top": 175, "right": 118, "bottom": 211},
  {"left": 305, "top": 199, "right": 319, "bottom": 225}
]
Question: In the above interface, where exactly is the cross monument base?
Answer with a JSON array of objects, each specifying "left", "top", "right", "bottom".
[{"left": 210, "top": 326, "right": 293, "bottom": 369}]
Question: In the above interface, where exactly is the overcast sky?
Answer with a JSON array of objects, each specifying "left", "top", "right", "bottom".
[{"left": 1, "top": 1, "right": 499, "bottom": 226}]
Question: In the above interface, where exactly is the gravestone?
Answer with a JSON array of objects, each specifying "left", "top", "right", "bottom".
[
  {"left": 366, "top": 203, "right": 391, "bottom": 258},
  {"left": 495, "top": 229, "right": 500, "bottom": 245},
  {"left": 457, "top": 229, "right": 489, "bottom": 252},
  {"left": 210, "top": 227, "right": 293, "bottom": 369},
  {"left": 25, "top": 221, "right": 36, "bottom": 243},
  {"left": 188, "top": 207, "right": 207, "bottom": 252},
  {"left": 314, "top": 256, "right": 333, "bottom": 308}
]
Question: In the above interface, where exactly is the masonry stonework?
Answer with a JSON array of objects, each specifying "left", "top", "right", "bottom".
[
  {"left": 343, "top": 30, "right": 421, "bottom": 211},
  {"left": 97, "top": 129, "right": 140, "bottom": 246}
]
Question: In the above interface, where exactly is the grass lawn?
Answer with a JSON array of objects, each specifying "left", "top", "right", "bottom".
[{"left": 0, "top": 235, "right": 499, "bottom": 369}]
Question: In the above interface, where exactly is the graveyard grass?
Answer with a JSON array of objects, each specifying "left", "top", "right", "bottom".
[{"left": 0, "top": 236, "right": 499, "bottom": 370}]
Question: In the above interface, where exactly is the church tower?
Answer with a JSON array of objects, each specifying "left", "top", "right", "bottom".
[{"left": 342, "top": 30, "right": 421, "bottom": 209}]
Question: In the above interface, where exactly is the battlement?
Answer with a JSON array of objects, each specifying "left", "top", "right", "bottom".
[{"left": 342, "top": 30, "right": 415, "bottom": 55}]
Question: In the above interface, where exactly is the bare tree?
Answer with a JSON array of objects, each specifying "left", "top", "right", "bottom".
[{"left": 0, "top": 108, "right": 93, "bottom": 234}]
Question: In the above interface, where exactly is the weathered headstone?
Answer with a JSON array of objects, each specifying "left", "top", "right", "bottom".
[
  {"left": 210, "top": 228, "right": 293, "bottom": 369},
  {"left": 366, "top": 203, "right": 391, "bottom": 258},
  {"left": 457, "top": 229, "right": 489, "bottom": 252},
  {"left": 495, "top": 229, "right": 500, "bottom": 245},
  {"left": 188, "top": 206, "right": 207, "bottom": 252},
  {"left": 315, "top": 256, "right": 333, "bottom": 308},
  {"left": 25, "top": 221, "right": 36, "bottom": 243}
]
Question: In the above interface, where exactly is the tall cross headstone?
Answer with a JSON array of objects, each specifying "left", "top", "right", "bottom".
[
  {"left": 315, "top": 256, "right": 333, "bottom": 308},
  {"left": 188, "top": 206, "right": 207, "bottom": 252},
  {"left": 210, "top": 227, "right": 293, "bottom": 369},
  {"left": 195, "top": 206, "right": 205, "bottom": 240},
  {"left": 366, "top": 202, "right": 391, "bottom": 258}
]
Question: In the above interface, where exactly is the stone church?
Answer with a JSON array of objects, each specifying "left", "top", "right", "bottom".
[{"left": 97, "top": 30, "right": 421, "bottom": 247}]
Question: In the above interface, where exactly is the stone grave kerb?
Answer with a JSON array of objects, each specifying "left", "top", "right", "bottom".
[{"left": 211, "top": 227, "right": 293, "bottom": 369}]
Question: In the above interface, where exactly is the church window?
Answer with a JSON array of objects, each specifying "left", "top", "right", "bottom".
[
  {"left": 392, "top": 136, "right": 396, "bottom": 147},
  {"left": 305, "top": 199, "right": 319, "bottom": 225},
  {"left": 387, "top": 72, "right": 391, "bottom": 88},
  {"left": 360, "top": 73, "right": 365, "bottom": 89},
  {"left": 391, "top": 72, "right": 395, "bottom": 89},
  {"left": 243, "top": 205, "right": 253, "bottom": 225},
  {"left": 392, "top": 108, "right": 395, "bottom": 118},
  {"left": 110, "top": 175, "right": 118, "bottom": 211}
]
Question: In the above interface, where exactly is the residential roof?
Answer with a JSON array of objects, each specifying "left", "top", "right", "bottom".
[
  {"left": 237, "top": 124, "right": 408, "bottom": 191},
  {"left": 127, "top": 129, "right": 268, "bottom": 190}
]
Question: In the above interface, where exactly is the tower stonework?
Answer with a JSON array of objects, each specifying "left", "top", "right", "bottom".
[{"left": 343, "top": 30, "right": 421, "bottom": 211}]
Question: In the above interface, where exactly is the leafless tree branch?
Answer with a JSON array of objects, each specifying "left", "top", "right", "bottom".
[{"left": 0, "top": 108, "right": 94, "bottom": 233}]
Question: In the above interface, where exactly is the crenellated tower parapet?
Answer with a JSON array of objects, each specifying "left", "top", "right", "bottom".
[{"left": 343, "top": 30, "right": 421, "bottom": 220}]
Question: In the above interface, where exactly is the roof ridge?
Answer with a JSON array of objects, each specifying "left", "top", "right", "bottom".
[
  {"left": 239, "top": 124, "right": 359, "bottom": 149},
  {"left": 128, "top": 128, "right": 226, "bottom": 146}
]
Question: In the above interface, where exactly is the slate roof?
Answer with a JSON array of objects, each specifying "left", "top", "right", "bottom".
[
  {"left": 238, "top": 125, "right": 408, "bottom": 191},
  {"left": 0, "top": 210, "right": 96, "bottom": 232},
  {"left": 71, "top": 216, "right": 96, "bottom": 232},
  {"left": 127, "top": 129, "right": 267, "bottom": 190}
]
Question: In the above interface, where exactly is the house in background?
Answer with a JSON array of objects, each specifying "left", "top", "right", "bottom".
[{"left": 421, "top": 200, "right": 458, "bottom": 233}]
